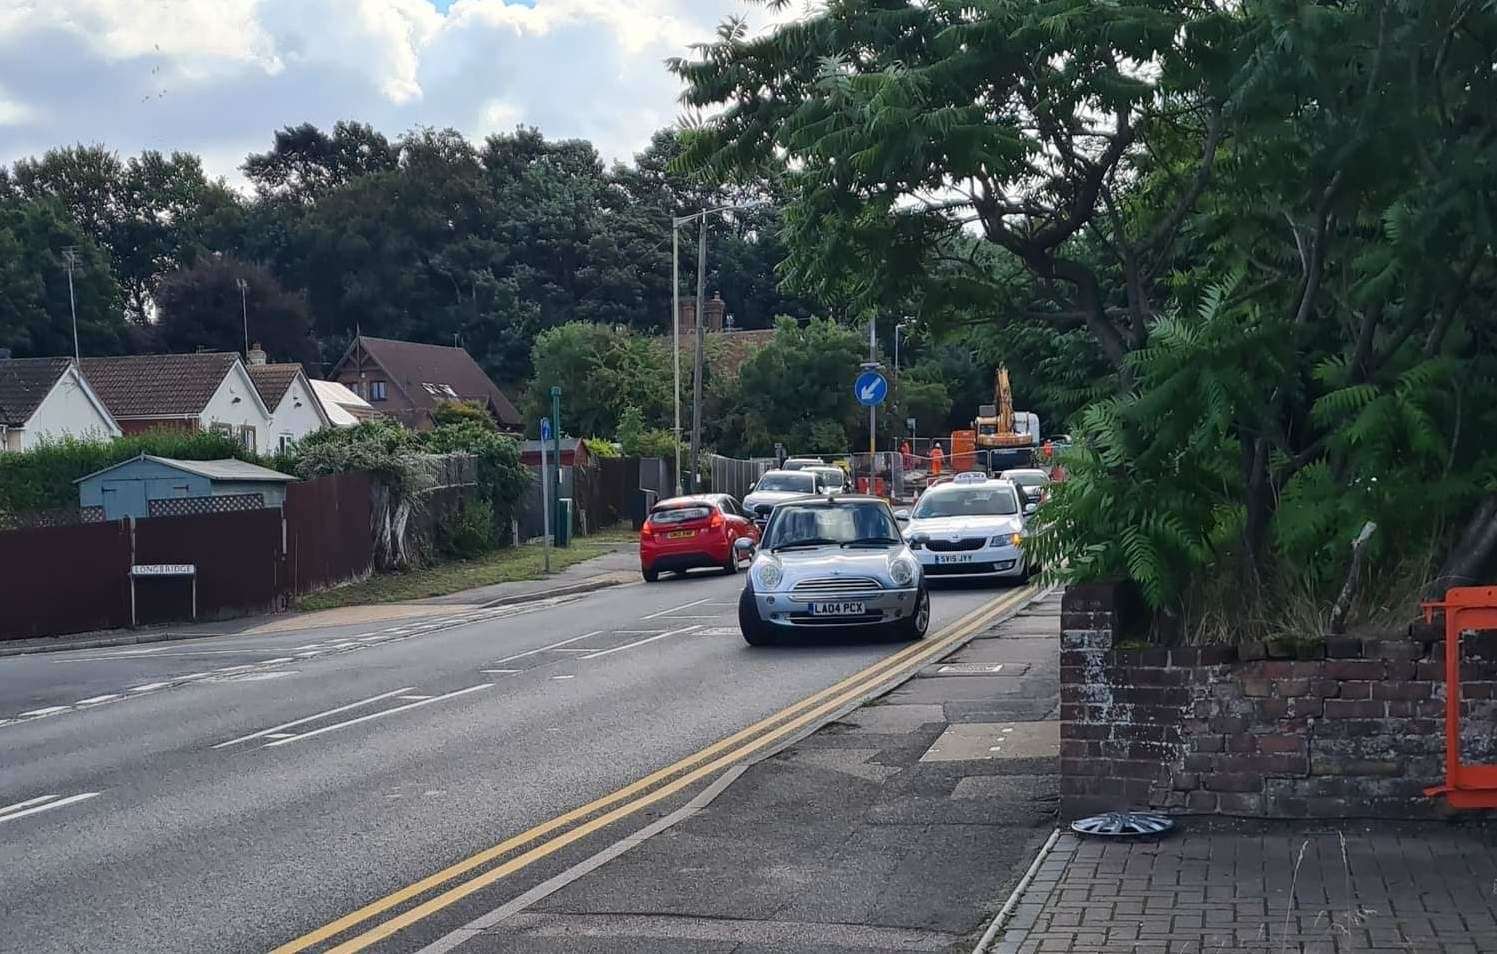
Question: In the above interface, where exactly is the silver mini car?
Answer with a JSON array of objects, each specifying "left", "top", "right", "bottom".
[{"left": 736, "top": 495, "right": 930, "bottom": 646}]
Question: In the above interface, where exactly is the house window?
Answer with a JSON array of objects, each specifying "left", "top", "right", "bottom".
[
  {"left": 239, "top": 425, "right": 257, "bottom": 453},
  {"left": 279, "top": 434, "right": 293, "bottom": 453},
  {"left": 369, "top": 380, "right": 388, "bottom": 401},
  {"left": 209, "top": 423, "right": 233, "bottom": 438}
]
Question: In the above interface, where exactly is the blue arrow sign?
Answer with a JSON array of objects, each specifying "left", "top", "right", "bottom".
[
  {"left": 540, "top": 417, "right": 552, "bottom": 441},
  {"left": 854, "top": 370, "right": 889, "bottom": 407}
]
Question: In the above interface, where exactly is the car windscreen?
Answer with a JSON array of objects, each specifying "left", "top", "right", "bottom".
[
  {"left": 912, "top": 487, "right": 1019, "bottom": 518},
  {"left": 764, "top": 501, "right": 900, "bottom": 549},
  {"left": 754, "top": 473, "right": 816, "bottom": 493},
  {"left": 1005, "top": 472, "right": 1048, "bottom": 488},
  {"left": 810, "top": 469, "right": 845, "bottom": 486},
  {"left": 649, "top": 505, "right": 713, "bottom": 524}
]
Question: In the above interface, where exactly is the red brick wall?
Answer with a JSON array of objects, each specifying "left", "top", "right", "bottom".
[{"left": 1060, "top": 583, "right": 1497, "bottom": 819}]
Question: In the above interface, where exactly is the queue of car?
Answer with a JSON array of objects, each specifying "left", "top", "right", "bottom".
[{"left": 636, "top": 457, "right": 1045, "bottom": 645}]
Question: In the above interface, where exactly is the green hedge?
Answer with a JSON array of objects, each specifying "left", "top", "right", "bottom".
[{"left": 0, "top": 431, "right": 271, "bottom": 515}]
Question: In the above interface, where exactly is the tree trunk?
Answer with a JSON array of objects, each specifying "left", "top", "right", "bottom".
[
  {"left": 1424, "top": 494, "right": 1497, "bottom": 599},
  {"left": 1240, "top": 436, "right": 1272, "bottom": 585}
]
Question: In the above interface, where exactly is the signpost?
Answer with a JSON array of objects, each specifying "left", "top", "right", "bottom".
[
  {"left": 854, "top": 366, "right": 889, "bottom": 492},
  {"left": 129, "top": 564, "right": 196, "bottom": 627},
  {"left": 540, "top": 417, "right": 552, "bottom": 574},
  {"left": 549, "top": 386, "right": 563, "bottom": 548}
]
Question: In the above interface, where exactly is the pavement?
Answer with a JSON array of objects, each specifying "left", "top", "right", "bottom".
[
  {"left": 0, "top": 539, "right": 640, "bottom": 656},
  {"left": 417, "top": 587, "right": 1066, "bottom": 954},
  {"left": 0, "top": 560, "right": 1020, "bottom": 953},
  {"left": 989, "top": 821, "right": 1497, "bottom": 954}
]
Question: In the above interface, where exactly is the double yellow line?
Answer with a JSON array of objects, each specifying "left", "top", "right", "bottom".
[{"left": 275, "top": 585, "right": 1036, "bottom": 954}]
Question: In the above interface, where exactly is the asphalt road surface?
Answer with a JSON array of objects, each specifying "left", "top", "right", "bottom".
[{"left": 0, "top": 567, "right": 1010, "bottom": 954}]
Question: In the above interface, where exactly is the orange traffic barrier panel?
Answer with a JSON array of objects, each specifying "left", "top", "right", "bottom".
[{"left": 1422, "top": 586, "right": 1497, "bottom": 809}]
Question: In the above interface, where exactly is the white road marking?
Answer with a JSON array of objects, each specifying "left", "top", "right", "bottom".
[
  {"left": 488, "top": 631, "right": 603, "bottom": 666},
  {"left": 294, "top": 651, "right": 322, "bottom": 658},
  {"left": 0, "top": 792, "right": 98, "bottom": 823},
  {"left": 0, "top": 794, "right": 61, "bottom": 816},
  {"left": 212, "top": 686, "right": 417, "bottom": 748},
  {"left": 265, "top": 732, "right": 295, "bottom": 739},
  {"left": 127, "top": 683, "right": 169, "bottom": 693},
  {"left": 480, "top": 669, "right": 522, "bottom": 674},
  {"left": 610, "top": 630, "right": 666, "bottom": 635},
  {"left": 258, "top": 657, "right": 296, "bottom": 665},
  {"left": 640, "top": 597, "right": 713, "bottom": 620},
  {"left": 18, "top": 706, "right": 71, "bottom": 717},
  {"left": 262, "top": 684, "right": 491, "bottom": 748},
  {"left": 551, "top": 675, "right": 575, "bottom": 680},
  {"left": 548, "top": 648, "right": 594, "bottom": 653},
  {"left": 212, "top": 665, "right": 256, "bottom": 674},
  {"left": 74, "top": 694, "right": 121, "bottom": 705},
  {"left": 657, "top": 615, "right": 725, "bottom": 620},
  {"left": 579, "top": 625, "right": 702, "bottom": 660},
  {"left": 396, "top": 694, "right": 432, "bottom": 701}
]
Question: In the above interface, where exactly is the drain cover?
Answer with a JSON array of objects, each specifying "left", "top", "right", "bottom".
[{"left": 1071, "top": 811, "right": 1175, "bottom": 837}]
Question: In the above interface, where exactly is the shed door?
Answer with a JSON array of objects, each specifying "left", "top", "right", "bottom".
[{"left": 101, "top": 479, "right": 148, "bottom": 520}]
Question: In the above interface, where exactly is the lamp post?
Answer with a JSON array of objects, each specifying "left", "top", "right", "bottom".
[
  {"left": 61, "top": 247, "right": 81, "bottom": 363},
  {"left": 669, "top": 202, "right": 768, "bottom": 495}
]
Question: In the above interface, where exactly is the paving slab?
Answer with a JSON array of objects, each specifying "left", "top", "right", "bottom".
[{"left": 920, "top": 721, "right": 1059, "bottom": 762}]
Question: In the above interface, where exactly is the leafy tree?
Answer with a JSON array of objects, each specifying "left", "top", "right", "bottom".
[
  {"left": 0, "top": 196, "right": 126, "bottom": 357},
  {"left": 525, "top": 322, "right": 674, "bottom": 437},
  {"left": 616, "top": 404, "right": 680, "bottom": 458},
  {"left": 243, "top": 121, "right": 400, "bottom": 204},
  {"left": 153, "top": 257, "right": 317, "bottom": 366}
]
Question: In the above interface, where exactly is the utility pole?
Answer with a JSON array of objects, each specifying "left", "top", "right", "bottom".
[
  {"left": 62, "top": 247, "right": 80, "bottom": 363},
  {"left": 690, "top": 218, "right": 707, "bottom": 494},
  {"left": 235, "top": 277, "right": 249, "bottom": 357},
  {"left": 671, "top": 221, "right": 682, "bottom": 495}
]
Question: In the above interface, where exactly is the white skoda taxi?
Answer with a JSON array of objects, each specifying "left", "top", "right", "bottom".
[{"left": 896, "top": 472, "right": 1033, "bottom": 582}]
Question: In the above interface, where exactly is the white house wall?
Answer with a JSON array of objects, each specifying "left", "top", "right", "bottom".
[
  {"left": 200, "top": 364, "right": 273, "bottom": 453},
  {"left": 270, "top": 377, "right": 328, "bottom": 450},
  {"left": 19, "top": 369, "right": 121, "bottom": 450}
]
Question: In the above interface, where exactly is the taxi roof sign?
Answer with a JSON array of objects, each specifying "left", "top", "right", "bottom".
[{"left": 953, "top": 472, "right": 988, "bottom": 484}]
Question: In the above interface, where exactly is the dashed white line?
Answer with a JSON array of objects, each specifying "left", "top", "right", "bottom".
[
  {"left": 0, "top": 792, "right": 98, "bottom": 823},
  {"left": 212, "top": 686, "right": 417, "bottom": 748},
  {"left": 0, "top": 794, "right": 61, "bottom": 816},
  {"left": 579, "top": 625, "right": 703, "bottom": 660},
  {"left": 550, "top": 675, "right": 575, "bottom": 680},
  {"left": 480, "top": 669, "right": 521, "bottom": 674},
  {"left": 73, "top": 694, "right": 121, "bottom": 706},
  {"left": 18, "top": 706, "right": 71, "bottom": 717},
  {"left": 396, "top": 694, "right": 433, "bottom": 701},
  {"left": 258, "top": 657, "right": 296, "bottom": 665},
  {"left": 489, "top": 631, "right": 603, "bottom": 666},
  {"left": 262, "top": 684, "right": 491, "bottom": 748},
  {"left": 640, "top": 597, "right": 713, "bottom": 620},
  {"left": 127, "top": 683, "right": 169, "bottom": 693}
]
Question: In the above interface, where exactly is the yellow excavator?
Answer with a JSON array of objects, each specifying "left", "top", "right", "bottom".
[{"left": 973, "top": 366, "right": 1039, "bottom": 453}]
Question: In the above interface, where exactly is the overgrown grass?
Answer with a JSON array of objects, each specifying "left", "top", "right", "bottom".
[{"left": 295, "top": 525, "right": 638, "bottom": 611}]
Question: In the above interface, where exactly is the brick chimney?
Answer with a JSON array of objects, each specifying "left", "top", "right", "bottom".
[
  {"left": 247, "top": 343, "right": 267, "bottom": 366},
  {"left": 704, "top": 292, "right": 726, "bottom": 332},
  {"left": 676, "top": 299, "right": 697, "bottom": 338}
]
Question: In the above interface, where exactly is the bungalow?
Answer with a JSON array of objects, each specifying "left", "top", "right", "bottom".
[
  {"left": 329, "top": 335, "right": 522, "bottom": 432},
  {"left": 244, "top": 348, "right": 331, "bottom": 452},
  {"left": 81, "top": 352, "right": 273, "bottom": 453},
  {"left": 0, "top": 357, "right": 121, "bottom": 451}
]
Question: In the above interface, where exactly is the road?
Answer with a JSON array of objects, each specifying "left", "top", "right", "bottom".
[{"left": 0, "top": 567, "right": 1012, "bottom": 954}]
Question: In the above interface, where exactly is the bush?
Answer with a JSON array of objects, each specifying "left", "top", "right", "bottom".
[
  {"left": 438, "top": 498, "right": 497, "bottom": 558},
  {"left": 420, "top": 420, "right": 530, "bottom": 537},
  {"left": 0, "top": 430, "right": 266, "bottom": 515}
]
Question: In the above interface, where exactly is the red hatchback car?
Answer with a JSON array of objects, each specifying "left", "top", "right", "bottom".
[{"left": 639, "top": 494, "right": 760, "bottom": 582}]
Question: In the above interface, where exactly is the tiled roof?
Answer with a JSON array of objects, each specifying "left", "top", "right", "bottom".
[
  {"left": 247, "top": 364, "right": 305, "bottom": 408},
  {"left": 80, "top": 353, "right": 239, "bottom": 418},
  {"left": 341, "top": 336, "right": 522, "bottom": 427},
  {"left": 0, "top": 357, "right": 71, "bottom": 426}
]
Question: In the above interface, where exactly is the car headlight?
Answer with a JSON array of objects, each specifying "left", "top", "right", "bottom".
[
  {"left": 992, "top": 532, "right": 1024, "bottom": 548},
  {"left": 755, "top": 559, "right": 784, "bottom": 590},
  {"left": 888, "top": 555, "right": 917, "bottom": 587}
]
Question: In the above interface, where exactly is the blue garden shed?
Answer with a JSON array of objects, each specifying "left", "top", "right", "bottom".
[{"left": 76, "top": 454, "right": 298, "bottom": 521}]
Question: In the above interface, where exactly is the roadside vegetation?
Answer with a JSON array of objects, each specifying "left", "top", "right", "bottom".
[
  {"left": 672, "top": 0, "right": 1497, "bottom": 642},
  {"left": 293, "top": 525, "right": 636, "bottom": 611}
]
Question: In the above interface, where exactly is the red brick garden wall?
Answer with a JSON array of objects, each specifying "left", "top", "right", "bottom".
[{"left": 1060, "top": 583, "right": 1497, "bottom": 819}]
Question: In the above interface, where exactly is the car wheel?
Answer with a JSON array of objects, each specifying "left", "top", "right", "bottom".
[
  {"left": 642, "top": 567, "right": 659, "bottom": 583},
  {"left": 897, "top": 584, "right": 931, "bottom": 641},
  {"left": 722, "top": 549, "right": 739, "bottom": 575},
  {"left": 738, "top": 586, "right": 775, "bottom": 646}
]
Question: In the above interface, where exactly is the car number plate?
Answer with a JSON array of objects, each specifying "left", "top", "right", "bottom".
[
  {"left": 935, "top": 554, "right": 974, "bottom": 564},
  {"left": 811, "top": 601, "right": 865, "bottom": 616},
  {"left": 666, "top": 530, "right": 696, "bottom": 539}
]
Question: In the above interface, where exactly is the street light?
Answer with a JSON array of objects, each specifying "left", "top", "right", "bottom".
[
  {"left": 61, "top": 247, "right": 81, "bottom": 363},
  {"left": 670, "top": 201, "right": 768, "bottom": 494},
  {"left": 235, "top": 277, "right": 249, "bottom": 357}
]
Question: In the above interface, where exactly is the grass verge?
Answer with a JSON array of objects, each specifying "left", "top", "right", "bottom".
[{"left": 295, "top": 525, "right": 637, "bottom": 611}]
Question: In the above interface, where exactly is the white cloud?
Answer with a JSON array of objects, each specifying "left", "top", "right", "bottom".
[{"left": 0, "top": 0, "right": 814, "bottom": 186}]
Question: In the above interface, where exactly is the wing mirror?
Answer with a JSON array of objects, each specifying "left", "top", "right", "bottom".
[
  {"left": 893, "top": 508, "right": 911, "bottom": 522},
  {"left": 734, "top": 537, "right": 757, "bottom": 557},
  {"left": 1024, "top": 502, "right": 1038, "bottom": 516}
]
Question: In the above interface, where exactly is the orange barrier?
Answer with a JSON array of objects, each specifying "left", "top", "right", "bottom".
[{"left": 1422, "top": 586, "right": 1497, "bottom": 809}]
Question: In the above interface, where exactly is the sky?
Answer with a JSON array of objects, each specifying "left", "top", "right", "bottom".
[{"left": 0, "top": 0, "right": 806, "bottom": 189}]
